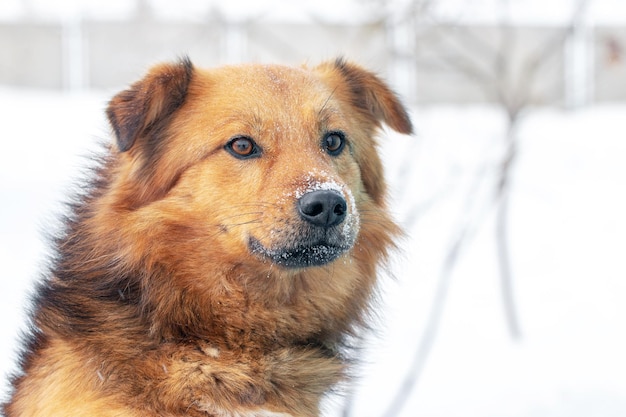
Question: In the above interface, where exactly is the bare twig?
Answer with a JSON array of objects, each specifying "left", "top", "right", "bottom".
[
  {"left": 512, "top": 0, "right": 591, "bottom": 106},
  {"left": 381, "top": 162, "right": 497, "bottom": 417},
  {"left": 493, "top": 0, "right": 589, "bottom": 340},
  {"left": 344, "top": 1, "right": 591, "bottom": 416},
  {"left": 495, "top": 118, "right": 522, "bottom": 340}
]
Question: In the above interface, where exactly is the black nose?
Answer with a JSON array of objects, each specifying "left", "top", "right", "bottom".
[{"left": 298, "top": 190, "right": 347, "bottom": 228}]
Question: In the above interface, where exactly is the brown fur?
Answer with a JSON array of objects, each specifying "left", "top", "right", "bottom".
[{"left": 3, "top": 57, "right": 412, "bottom": 417}]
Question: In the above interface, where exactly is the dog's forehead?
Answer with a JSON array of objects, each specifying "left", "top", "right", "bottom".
[
  {"left": 201, "top": 63, "right": 333, "bottom": 107},
  {"left": 187, "top": 64, "right": 344, "bottom": 147}
]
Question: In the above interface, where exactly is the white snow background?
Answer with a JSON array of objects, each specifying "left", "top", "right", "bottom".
[
  {"left": 1, "top": 88, "right": 625, "bottom": 416},
  {"left": 1, "top": 0, "right": 626, "bottom": 415}
]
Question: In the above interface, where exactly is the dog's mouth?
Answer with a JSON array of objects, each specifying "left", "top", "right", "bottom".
[
  {"left": 247, "top": 184, "right": 360, "bottom": 269},
  {"left": 248, "top": 236, "right": 352, "bottom": 268}
]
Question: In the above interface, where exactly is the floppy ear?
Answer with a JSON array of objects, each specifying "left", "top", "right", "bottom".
[
  {"left": 106, "top": 57, "right": 194, "bottom": 152},
  {"left": 327, "top": 58, "right": 413, "bottom": 135}
]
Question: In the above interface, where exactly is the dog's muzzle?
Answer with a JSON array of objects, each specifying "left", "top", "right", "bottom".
[{"left": 249, "top": 190, "right": 358, "bottom": 268}]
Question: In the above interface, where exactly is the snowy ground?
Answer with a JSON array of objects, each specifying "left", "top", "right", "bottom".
[{"left": 1, "top": 89, "right": 625, "bottom": 416}]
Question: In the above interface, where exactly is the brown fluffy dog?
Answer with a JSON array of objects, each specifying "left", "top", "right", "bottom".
[{"left": 3, "top": 57, "right": 412, "bottom": 417}]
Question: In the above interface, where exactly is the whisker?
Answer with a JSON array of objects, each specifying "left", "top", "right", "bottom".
[
  {"left": 215, "top": 211, "right": 263, "bottom": 224},
  {"left": 228, "top": 202, "right": 281, "bottom": 209},
  {"left": 319, "top": 86, "right": 339, "bottom": 117},
  {"left": 223, "top": 220, "right": 263, "bottom": 227}
]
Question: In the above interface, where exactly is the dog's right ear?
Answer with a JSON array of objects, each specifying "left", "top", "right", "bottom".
[{"left": 106, "top": 57, "right": 194, "bottom": 152}]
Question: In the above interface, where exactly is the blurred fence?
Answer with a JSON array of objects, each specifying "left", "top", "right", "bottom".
[
  {"left": 1, "top": 17, "right": 626, "bottom": 104},
  {"left": 0, "top": 19, "right": 389, "bottom": 89}
]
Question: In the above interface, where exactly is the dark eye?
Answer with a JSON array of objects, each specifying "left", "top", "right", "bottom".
[
  {"left": 323, "top": 132, "right": 346, "bottom": 156},
  {"left": 225, "top": 136, "right": 261, "bottom": 159}
]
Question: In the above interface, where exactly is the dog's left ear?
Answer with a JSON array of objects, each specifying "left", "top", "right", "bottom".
[
  {"left": 106, "top": 57, "right": 194, "bottom": 152},
  {"left": 320, "top": 58, "right": 413, "bottom": 135}
]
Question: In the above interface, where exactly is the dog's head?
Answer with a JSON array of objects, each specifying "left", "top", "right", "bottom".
[{"left": 105, "top": 57, "right": 412, "bottom": 276}]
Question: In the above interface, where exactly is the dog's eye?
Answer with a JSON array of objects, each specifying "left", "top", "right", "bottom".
[
  {"left": 225, "top": 136, "right": 261, "bottom": 159},
  {"left": 323, "top": 132, "right": 346, "bottom": 156}
]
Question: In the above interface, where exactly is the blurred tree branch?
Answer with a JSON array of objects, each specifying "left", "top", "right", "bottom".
[{"left": 344, "top": 1, "right": 590, "bottom": 416}]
